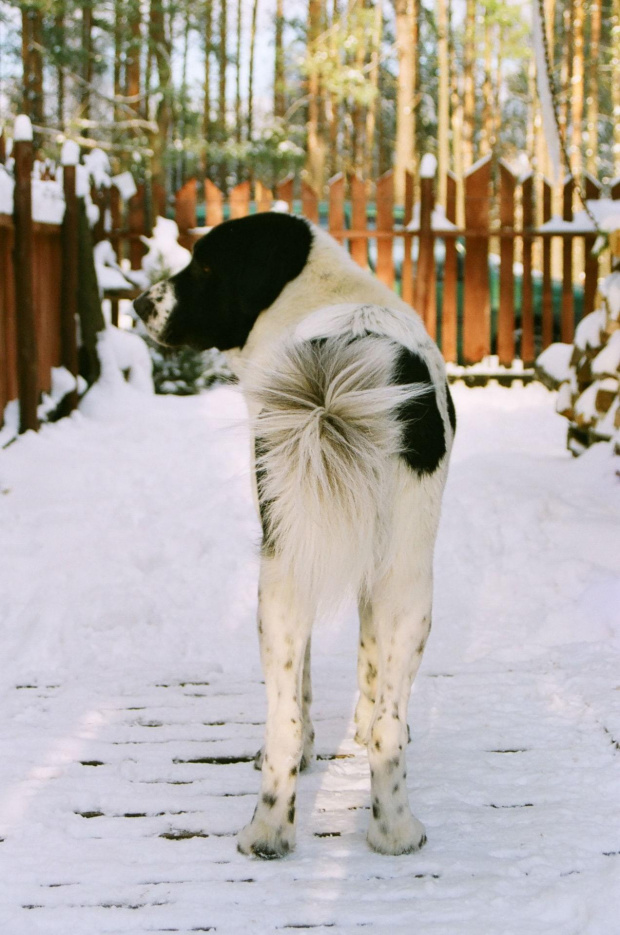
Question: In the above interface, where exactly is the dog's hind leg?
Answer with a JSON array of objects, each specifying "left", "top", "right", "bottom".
[
  {"left": 354, "top": 599, "right": 378, "bottom": 746},
  {"left": 238, "top": 562, "right": 313, "bottom": 859}
]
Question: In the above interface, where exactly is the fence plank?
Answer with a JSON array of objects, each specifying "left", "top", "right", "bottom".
[
  {"left": 13, "top": 133, "right": 39, "bottom": 432},
  {"left": 229, "top": 180, "right": 251, "bottom": 219},
  {"left": 542, "top": 179, "right": 553, "bottom": 348},
  {"left": 442, "top": 171, "right": 458, "bottom": 362},
  {"left": 350, "top": 174, "right": 367, "bottom": 268},
  {"left": 152, "top": 181, "right": 166, "bottom": 219},
  {"left": 561, "top": 176, "right": 574, "bottom": 343},
  {"left": 128, "top": 184, "right": 146, "bottom": 270},
  {"left": 205, "top": 179, "right": 224, "bottom": 227},
  {"left": 301, "top": 180, "right": 319, "bottom": 222},
  {"left": 0, "top": 226, "right": 12, "bottom": 418},
  {"left": 255, "top": 181, "right": 273, "bottom": 213},
  {"left": 498, "top": 161, "right": 516, "bottom": 365},
  {"left": 61, "top": 164, "right": 79, "bottom": 411},
  {"left": 463, "top": 156, "right": 491, "bottom": 363},
  {"left": 611, "top": 179, "right": 620, "bottom": 201},
  {"left": 415, "top": 171, "right": 436, "bottom": 337},
  {"left": 0, "top": 130, "right": 5, "bottom": 163},
  {"left": 276, "top": 174, "right": 294, "bottom": 211},
  {"left": 375, "top": 170, "right": 394, "bottom": 289},
  {"left": 175, "top": 177, "right": 198, "bottom": 247},
  {"left": 401, "top": 170, "right": 414, "bottom": 306},
  {"left": 328, "top": 173, "right": 345, "bottom": 243},
  {"left": 583, "top": 174, "right": 601, "bottom": 318},
  {"left": 521, "top": 173, "right": 535, "bottom": 364}
]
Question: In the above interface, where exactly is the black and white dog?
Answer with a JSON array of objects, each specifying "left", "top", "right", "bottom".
[{"left": 134, "top": 213, "right": 455, "bottom": 859}]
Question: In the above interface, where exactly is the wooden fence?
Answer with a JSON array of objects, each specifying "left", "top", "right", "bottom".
[
  {"left": 116, "top": 158, "right": 619, "bottom": 367},
  {"left": 0, "top": 134, "right": 80, "bottom": 433}
]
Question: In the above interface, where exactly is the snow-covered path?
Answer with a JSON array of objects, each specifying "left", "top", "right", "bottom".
[{"left": 1, "top": 382, "right": 619, "bottom": 934}]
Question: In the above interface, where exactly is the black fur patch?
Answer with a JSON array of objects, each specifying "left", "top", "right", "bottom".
[
  {"left": 392, "top": 348, "right": 447, "bottom": 476},
  {"left": 446, "top": 384, "right": 457, "bottom": 433},
  {"left": 155, "top": 213, "right": 313, "bottom": 351}
]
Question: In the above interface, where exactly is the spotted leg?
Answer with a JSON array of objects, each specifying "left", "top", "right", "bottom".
[
  {"left": 354, "top": 599, "right": 378, "bottom": 745},
  {"left": 365, "top": 563, "right": 433, "bottom": 856},
  {"left": 238, "top": 563, "right": 313, "bottom": 859}
]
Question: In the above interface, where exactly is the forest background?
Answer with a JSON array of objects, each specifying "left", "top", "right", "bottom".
[{"left": 1, "top": 0, "right": 619, "bottom": 209}]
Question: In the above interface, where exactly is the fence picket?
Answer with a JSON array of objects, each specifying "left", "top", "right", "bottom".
[
  {"left": 463, "top": 157, "right": 491, "bottom": 363},
  {"left": 128, "top": 184, "right": 146, "bottom": 270},
  {"left": 375, "top": 170, "right": 394, "bottom": 289},
  {"left": 350, "top": 174, "right": 367, "bottom": 268},
  {"left": 521, "top": 174, "right": 535, "bottom": 364},
  {"left": 229, "top": 180, "right": 251, "bottom": 219},
  {"left": 542, "top": 179, "right": 553, "bottom": 349},
  {"left": 402, "top": 170, "right": 414, "bottom": 306},
  {"left": 205, "top": 179, "right": 224, "bottom": 227},
  {"left": 584, "top": 174, "right": 601, "bottom": 318},
  {"left": 13, "top": 132, "right": 39, "bottom": 433},
  {"left": 60, "top": 163, "right": 79, "bottom": 412},
  {"left": 561, "top": 177, "right": 575, "bottom": 343},
  {"left": 328, "top": 173, "right": 345, "bottom": 243},
  {"left": 301, "top": 180, "right": 319, "bottom": 222},
  {"left": 175, "top": 177, "right": 198, "bottom": 248},
  {"left": 255, "top": 181, "right": 273, "bottom": 213},
  {"left": 276, "top": 174, "right": 294, "bottom": 211},
  {"left": 498, "top": 161, "right": 516, "bottom": 365},
  {"left": 415, "top": 171, "right": 436, "bottom": 337},
  {"left": 442, "top": 172, "right": 458, "bottom": 362}
]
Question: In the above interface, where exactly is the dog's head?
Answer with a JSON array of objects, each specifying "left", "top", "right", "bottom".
[{"left": 133, "top": 213, "right": 313, "bottom": 351}]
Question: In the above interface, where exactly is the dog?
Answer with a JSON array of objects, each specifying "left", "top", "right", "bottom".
[{"left": 134, "top": 212, "right": 455, "bottom": 858}]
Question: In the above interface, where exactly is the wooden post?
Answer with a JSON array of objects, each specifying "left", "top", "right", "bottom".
[
  {"left": 542, "top": 178, "right": 553, "bottom": 349},
  {"left": 128, "top": 184, "right": 146, "bottom": 270},
  {"left": 229, "top": 180, "right": 251, "bottom": 219},
  {"left": 498, "top": 161, "right": 516, "bottom": 365},
  {"left": 60, "top": 143, "right": 80, "bottom": 412},
  {"left": 12, "top": 117, "right": 39, "bottom": 433},
  {"left": 415, "top": 169, "right": 436, "bottom": 337},
  {"left": 301, "top": 180, "right": 319, "bottom": 222},
  {"left": 255, "top": 181, "right": 273, "bottom": 213},
  {"left": 561, "top": 176, "right": 574, "bottom": 343},
  {"left": 521, "top": 173, "right": 535, "bottom": 364},
  {"left": 91, "top": 185, "right": 107, "bottom": 244},
  {"left": 350, "top": 174, "right": 367, "bottom": 268},
  {"left": 276, "top": 174, "right": 294, "bottom": 211},
  {"left": 611, "top": 179, "right": 620, "bottom": 201},
  {"left": 109, "top": 184, "right": 122, "bottom": 262},
  {"left": 401, "top": 169, "right": 414, "bottom": 305},
  {"left": 205, "top": 179, "right": 224, "bottom": 227},
  {"left": 463, "top": 156, "right": 491, "bottom": 363},
  {"left": 442, "top": 171, "right": 458, "bottom": 362},
  {"left": 175, "top": 177, "right": 198, "bottom": 248},
  {"left": 0, "top": 130, "right": 5, "bottom": 163},
  {"left": 583, "top": 173, "right": 601, "bottom": 318},
  {"left": 375, "top": 170, "right": 394, "bottom": 289},
  {"left": 328, "top": 173, "right": 345, "bottom": 244}
]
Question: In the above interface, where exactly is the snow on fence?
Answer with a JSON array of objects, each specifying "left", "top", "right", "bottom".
[{"left": 114, "top": 159, "right": 619, "bottom": 370}]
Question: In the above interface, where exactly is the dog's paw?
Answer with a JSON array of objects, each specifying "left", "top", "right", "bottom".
[
  {"left": 237, "top": 817, "right": 294, "bottom": 859},
  {"left": 367, "top": 813, "right": 426, "bottom": 856}
]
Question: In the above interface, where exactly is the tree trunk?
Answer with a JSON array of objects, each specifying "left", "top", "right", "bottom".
[
  {"left": 21, "top": 5, "right": 44, "bottom": 140},
  {"left": 80, "top": 3, "right": 93, "bottom": 125},
  {"left": 55, "top": 3, "right": 66, "bottom": 130},
  {"left": 150, "top": 0, "right": 172, "bottom": 199},
  {"left": 114, "top": 0, "right": 124, "bottom": 126},
  {"left": 462, "top": 0, "right": 476, "bottom": 170},
  {"left": 480, "top": 14, "right": 493, "bottom": 157},
  {"left": 393, "top": 0, "right": 417, "bottom": 203},
  {"left": 365, "top": 1, "right": 382, "bottom": 181},
  {"left": 571, "top": 0, "right": 584, "bottom": 178},
  {"left": 274, "top": 0, "right": 285, "bottom": 118},
  {"left": 235, "top": 0, "right": 243, "bottom": 144},
  {"left": 217, "top": 0, "right": 228, "bottom": 187},
  {"left": 247, "top": 0, "right": 259, "bottom": 143},
  {"left": 437, "top": 0, "right": 449, "bottom": 204},
  {"left": 203, "top": 0, "right": 213, "bottom": 172},
  {"left": 613, "top": 0, "right": 620, "bottom": 176},
  {"left": 559, "top": 0, "right": 574, "bottom": 151},
  {"left": 586, "top": 0, "right": 600, "bottom": 176},
  {"left": 306, "top": 0, "right": 326, "bottom": 193},
  {"left": 126, "top": 0, "right": 142, "bottom": 113}
]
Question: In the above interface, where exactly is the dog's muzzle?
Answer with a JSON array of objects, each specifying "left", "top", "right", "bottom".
[{"left": 133, "top": 292, "right": 155, "bottom": 324}]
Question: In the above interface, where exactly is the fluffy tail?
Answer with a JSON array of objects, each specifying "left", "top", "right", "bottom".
[{"left": 247, "top": 335, "right": 430, "bottom": 612}]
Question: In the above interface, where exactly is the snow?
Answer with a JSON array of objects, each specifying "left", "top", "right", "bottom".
[
  {"left": 31, "top": 178, "right": 65, "bottom": 225},
  {"left": 536, "top": 343, "right": 573, "bottom": 384},
  {"left": 83, "top": 148, "right": 112, "bottom": 189},
  {"left": 0, "top": 163, "right": 14, "bottom": 215},
  {"left": 574, "top": 308, "right": 605, "bottom": 351},
  {"left": 111, "top": 171, "right": 137, "bottom": 202},
  {"left": 94, "top": 241, "right": 136, "bottom": 293},
  {"left": 141, "top": 217, "right": 192, "bottom": 283},
  {"left": 0, "top": 381, "right": 619, "bottom": 932},
  {"left": 13, "top": 114, "right": 33, "bottom": 142},
  {"left": 592, "top": 331, "right": 620, "bottom": 377},
  {"left": 600, "top": 272, "right": 620, "bottom": 319},
  {"left": 406, "top": 203, "right": 458, "bottom": 233},
  {"left": 419, "top": 154, "right": 437, "bottom": 178},
  {"left": 60, "top": 140, "right": 80, "bottom": 167}
]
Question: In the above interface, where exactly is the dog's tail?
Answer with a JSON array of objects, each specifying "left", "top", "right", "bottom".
[{"left": 247, "top": 334, "right": 431, "bottom": 613}]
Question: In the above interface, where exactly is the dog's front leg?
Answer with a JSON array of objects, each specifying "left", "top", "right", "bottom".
[{"left": 238, "top": 566, "right": 312, "bottom": 859}]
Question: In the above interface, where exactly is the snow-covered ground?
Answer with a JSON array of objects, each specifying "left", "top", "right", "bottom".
[{"left": 1, "top": 380, "right": 619, "bottom": 934}]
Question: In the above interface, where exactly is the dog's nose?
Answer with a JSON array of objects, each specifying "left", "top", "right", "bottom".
[{"left": 133, "top": 292, "right": 154, "bottom": 322}]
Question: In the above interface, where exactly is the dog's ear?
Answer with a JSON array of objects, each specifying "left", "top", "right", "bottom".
[{"left": 195, "top": 213, "right": 313, "bottom": 322}]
